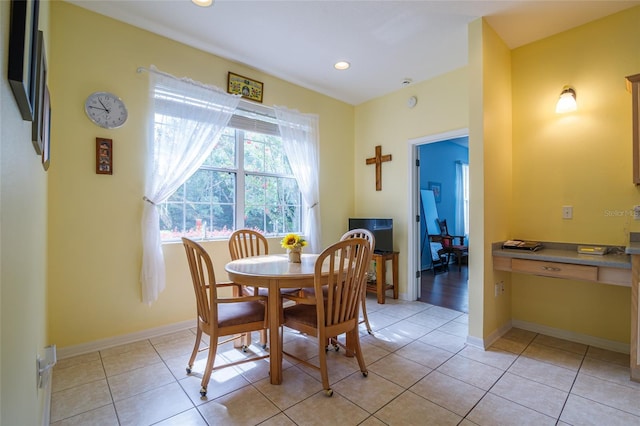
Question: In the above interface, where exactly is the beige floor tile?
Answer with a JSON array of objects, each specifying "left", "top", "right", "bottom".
[
  {"left": 114, "top": 382, "right": 193, "bottom": 426},
  {"left": 490, "top": 336, "right": 529, "bottom": 354},
  {"left": 52, "top": 359, "right": 106, "bottom": 393},
  {"left": 198, "top": 385, "right": 280, "bottom": 425},
  {"left": 404, "top": 310, "right": 451, "bottom": 329},
  {"left": 382, "top": 319, "right": 431, "bottom": 340},
  {"left": 490, "top": 372, "right": 568, "bottom": 418},
  {"left": 502, "top": 328, "right": 537, "bottom": 345},
  {"left": 437, "top": 354, "right": 504, "bottom": 390},
  {"left": 101, "top": 345, "right": 162, "bottom": 377},
  {"left": 458, "top": 345, "right": 517, "bottom": 370},
  {"left": 373, "top": 390, "right": 462, "bottom": 425},
  {"left": 571, "top": 373, "right": 640, "bottom": 416},
  {"left": 436, "top": 320, "right": 468, "bottom": 338},
  {"left": 154, "top": 408, "right": 208, "bottom": 426},
  {"left": 332, "top": 370, "right": 405, "bottom": 413},
  {"left": 179, "top": 366, "right": 252, "bottom": 405},
  {"left": 149, "top": 329, "right": 196, "bottom": 346},
  {"left": 425, "top": 305, "right": 464, "bottom": 321},
  {"left": 560, "top": 394, "right": 640, "bottom": 426},
  {"left": 284, "top": 391, "right": 370, "bottom": 425},
  {"left": 107, "top": 361, "right": 175, "bottom": 401},
  {"left": 359, "top": 415, "right": 388, "bottom": 425},
  {"left": 50, "top": 379, "right": 113, "bottom": 423},
  {"left": 395, "top": 340, "right": 455, "bottom": 369},
  {"left": 253, "top": 365, "right": 322, "bottom": 410},
  {"left": 410, "top": 371, "right": 485, "bottom": 417},
  {"left": 580, "top": 357, "right": 640, "bottom": 390},
  {"left": 368, "top": 352, "right": 432, "bottom": 388},
  {"left": 466, "top": 393, "right": 557, "bottom": 426},
  {"left": 364, "top": 311, "right": 403, "bottom": 331},
  {"left": 54, "top": 351, "right": 101, "bottom": 370},
  {"left": 100, "top": 340, "right": 153, "bottom": 359},
  {"left": 49, "top": 404, "right": 118, "bottom": 426},
  {"left": 507, "top": 356, "right": 577, "bottom": 391},
  {"left": 153, "top": 332, "right": 203, "bottom": 361},
  {"left": 359, "top": 339, "right": 393, "bottom": 365},
  {"left": 258, "top": 413, "right": 299, "bottom": 426},
  {"left": 533, "top": 334, "right": 588, "bottom": 355},
  {"left": 418, "top": 329, "right": 467, "bottom": 353},
  {"left": 361, "top": 327, "right": 415, "bottom": 352},
  {"left": 376, "top": 300, "right": 431, "bottom": 319},
  {"left": 585, "top": 346, "right": 630, "bottom": 367},
  {"left": 521, "top": 342, "right": 584, "bottom": 371}
]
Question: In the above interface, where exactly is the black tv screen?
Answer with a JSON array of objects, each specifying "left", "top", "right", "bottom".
[{"left": 348, "top": 218, "right": 393, "bottom": 253}]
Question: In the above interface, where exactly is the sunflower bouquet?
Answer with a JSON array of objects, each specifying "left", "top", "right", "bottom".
[{"left": 280, "top": 233, "right": 307, "bottom": 250}]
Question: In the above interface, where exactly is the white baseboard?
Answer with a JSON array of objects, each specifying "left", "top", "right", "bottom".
[
  {"left": 57, "top": 319, "right": 196, "bottom": 359},
  {"left": 512, "top": 319, "right": 630, "bottom": 354},
  {"left": 467, "top": 320, "right": 512, "bottom": 349}
]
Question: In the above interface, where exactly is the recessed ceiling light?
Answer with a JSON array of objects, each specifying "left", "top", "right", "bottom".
[
  {"left": 192, "top": 0, "right": 213, "bottom": 7},
  {"left": 334, "top": 61, "right": 350, "bottom": 70}
]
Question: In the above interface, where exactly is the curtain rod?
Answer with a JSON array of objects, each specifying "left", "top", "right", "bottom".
[{"left": 137, "top": 66, "right": 233, "bottom": 93}]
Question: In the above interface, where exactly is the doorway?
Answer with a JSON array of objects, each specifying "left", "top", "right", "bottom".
[{"left": 406, "top": 129, "right": 469, "bottom": 312}]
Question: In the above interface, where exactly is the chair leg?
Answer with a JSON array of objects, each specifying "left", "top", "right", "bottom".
[
  {"left": 318, "top": 332, "right": 332, "bottom": 396},
  {"left": 186, "top": 327, "right": 203, "bottom": 374},
  {"left": 259, "top": 329, "right": 268, "bottom": 349},
  {"left": 347, "top": 329, "right": 368, "bottom": 377},
  {"left": 200, "top": 337, "right": 218, "bottom": 397},
  {"left": 360, "top": 291, "right": 372, "bottom": 334}
]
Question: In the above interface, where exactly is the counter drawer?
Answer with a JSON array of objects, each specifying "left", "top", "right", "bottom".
[{"left": 511, "top": 258, "right": 598, "bottom": 281}]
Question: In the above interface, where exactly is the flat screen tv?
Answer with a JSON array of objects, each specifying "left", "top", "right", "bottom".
[{"left": 348, "top": 218, "right": 393, "bottom": 254}]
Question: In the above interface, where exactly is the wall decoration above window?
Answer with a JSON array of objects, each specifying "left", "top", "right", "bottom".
[{"left": 227, "top": 72, "right": 263, "bottom": 103}]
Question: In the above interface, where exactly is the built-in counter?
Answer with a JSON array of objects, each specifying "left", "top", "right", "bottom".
[{"left": 493, "top": 239, "right": 639, "bottom": 382}]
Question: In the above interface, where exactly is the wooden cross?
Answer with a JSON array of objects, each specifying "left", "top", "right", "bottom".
[{"left": 365, "top": 145, "right": 392, "bottom": 191}]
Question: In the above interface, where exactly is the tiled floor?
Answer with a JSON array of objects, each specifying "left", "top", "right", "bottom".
[{"left": 51, "top": 296, "right": 640, "bottom": 425}]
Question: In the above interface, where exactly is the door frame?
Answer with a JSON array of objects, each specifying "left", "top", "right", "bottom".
[{"left": 406, "top": 128, "right": 468, "bottom": 300}]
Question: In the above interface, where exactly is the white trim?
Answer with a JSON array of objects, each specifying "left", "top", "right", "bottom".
[
  {"left": 512, "top": 319, "right": 630, "bottom": 354},
  {"left": 407, "top": 128, "right": 468, "bottom": 301},
  {"left": 466, "top": 320, "right": 512, "bottom": 349},
  {"left": 56, "top": 319, "right": 196, "bottom": 359}
]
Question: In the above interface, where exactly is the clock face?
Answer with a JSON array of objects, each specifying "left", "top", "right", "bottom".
[{"left": 84, "top": 92, "right": 128, "bottom": 129}]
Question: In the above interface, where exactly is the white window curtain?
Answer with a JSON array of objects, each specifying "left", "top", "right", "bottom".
[
  {"left": 274, "top": 106, "right": 321, "bottom": 253},
  {"left": 454, "top": 161, "right": 469, "bottom": 239},
  {"left": 140, "top": 66, "right": 240, "bottom": 304}
]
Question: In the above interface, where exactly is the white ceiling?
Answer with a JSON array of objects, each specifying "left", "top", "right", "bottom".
[{"left": 68, "top": 0, "right": 640, "bottom": 105}]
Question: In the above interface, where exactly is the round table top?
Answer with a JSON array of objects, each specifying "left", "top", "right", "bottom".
[{"left": 225, "top": 253, "right": 320, "bottom": 280}]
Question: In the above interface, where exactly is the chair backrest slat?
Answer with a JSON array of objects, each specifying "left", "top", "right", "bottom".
[
  {"left": 182, "top": 238, "right": 218, "bottom": 328},
  {"left": 315, "top": 238, "right": 370, "bottom": 328},
  {"left": 229, "top": 229, "right": 269, "bottom": 260}
]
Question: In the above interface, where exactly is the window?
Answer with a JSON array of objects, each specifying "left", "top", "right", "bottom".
[{"left": 158, "top": 103, "right": 302, "bottom": 241}]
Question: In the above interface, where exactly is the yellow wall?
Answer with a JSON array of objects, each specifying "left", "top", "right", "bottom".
[
  {"left": 1, "top": 1, "right": 51, "bottom": 424},
  {"left": 510, "top": 7, "right": 640, "bottom": 343},
  {"left": 467, "top": 18, "right": 514, "bottom": 342},
  {"left": 48, "top": 2, "right": 355, "bottom": 348},
  {"left": 354, "top": 67, "right": 469, "bottom": 299}
]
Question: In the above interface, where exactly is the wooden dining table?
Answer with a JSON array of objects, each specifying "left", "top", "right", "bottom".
[{"left": 224, "top": 253, "right": 323, "bottom": 385}]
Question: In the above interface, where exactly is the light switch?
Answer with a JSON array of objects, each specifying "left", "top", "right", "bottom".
[{"left": 562, "top": 206, "right": 573, "bottom": 219}]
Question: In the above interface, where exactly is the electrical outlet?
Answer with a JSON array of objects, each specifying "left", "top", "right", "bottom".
[
  {"left": 500, "top": 281, "right": 505, "bottom": 294},
  {"left": 634, "top": 205, "right": 640, "bottom": 220},
  {"left": 494, "top": 283, "right": 500, "bottom": 297},
  {"left": 562, "top": 206, "right": 573, "bottom": 219}
]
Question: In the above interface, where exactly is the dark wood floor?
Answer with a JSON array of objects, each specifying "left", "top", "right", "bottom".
[{"left": 419, "top": 264, "right": 468, "bottom": 313}]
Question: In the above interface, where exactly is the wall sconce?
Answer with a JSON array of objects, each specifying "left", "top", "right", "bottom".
[{"left": 555, "top": 86, "right": 577, "bottom": 113}]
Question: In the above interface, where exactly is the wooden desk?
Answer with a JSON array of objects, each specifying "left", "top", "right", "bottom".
[
  {"left": 225, "top": 254, "right": 321, "bottom": 385},
  {"left": 368, "top": 252, "right": 399, "bottom": 304}
]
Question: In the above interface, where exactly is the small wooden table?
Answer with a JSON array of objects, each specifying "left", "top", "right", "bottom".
[
  {"left": 368, "top": 251, "right": 399, "bottom": 304},
  {"left": 225, "top": 254, "right": 321, "bottom": 385}
]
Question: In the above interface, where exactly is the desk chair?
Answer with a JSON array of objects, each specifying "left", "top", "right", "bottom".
[{"left": 437, "top": 219, "right": 468, "bottom": 271}]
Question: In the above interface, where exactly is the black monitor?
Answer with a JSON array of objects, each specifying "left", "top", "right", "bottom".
[{"left": 348, "top": 218, "right": 393, "bottom": 254}]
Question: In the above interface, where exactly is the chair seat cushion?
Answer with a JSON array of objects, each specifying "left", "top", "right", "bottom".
[
  {"left": 218, "top": 301, "right": 265, "bottom": 328},
  {"left": 283, "top": 304, "right": 318, "bottom": 327}
]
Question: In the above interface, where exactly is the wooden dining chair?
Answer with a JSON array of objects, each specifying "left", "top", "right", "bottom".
[
  {"left": 228, "top": 228, "right": 300, "bottom": 348},
  {"left": 340, "top": 228, "right": 375, "bottom": 334},
  {"left": 182, "top": 237, "right": 269, "bottom": 397},
  {"left": 281, "top": 238, "right": 371, "bottom": 396}
]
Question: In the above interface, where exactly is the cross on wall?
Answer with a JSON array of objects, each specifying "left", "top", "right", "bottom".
[{"left": 365, "top": 145, "right": 392, "bottom": 191}]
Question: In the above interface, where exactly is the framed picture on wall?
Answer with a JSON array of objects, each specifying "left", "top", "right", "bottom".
[
  {"left": 428, "top": 181, "right": 441, "bottom": 203},
  {"left": 96, "top": 138, "right": 113, "bottom": 175}
]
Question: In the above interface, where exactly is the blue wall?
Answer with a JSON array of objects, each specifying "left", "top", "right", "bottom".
[{"left": 419, "top": 137, "right": 468, "bottom": 269}]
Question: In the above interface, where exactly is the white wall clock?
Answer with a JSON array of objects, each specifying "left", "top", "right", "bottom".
[{"left": 84, "top": 92, "right": 128, "bottom": 129}]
